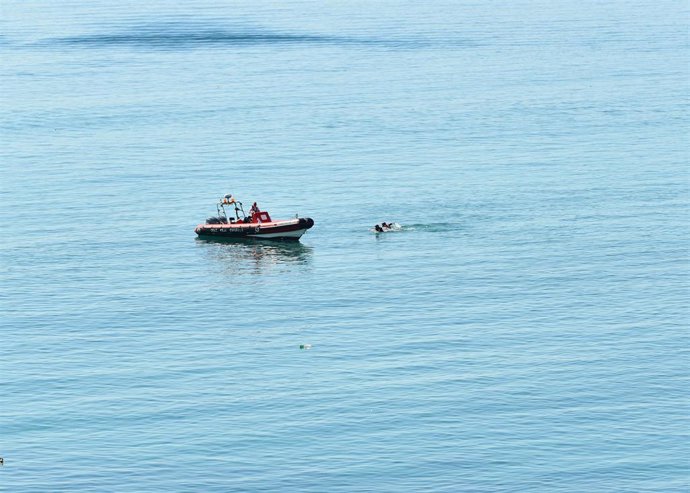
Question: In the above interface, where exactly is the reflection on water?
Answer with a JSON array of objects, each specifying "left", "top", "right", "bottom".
[{"left": 196, "top": 238, "right": 312, "bottom": 275}]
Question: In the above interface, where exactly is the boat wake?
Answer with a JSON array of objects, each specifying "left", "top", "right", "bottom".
[
  {"left": 371, "top": 222, "right": 462, "bottom": 234},
  {"left": 400, "top": 222, "right": 462, "bottom": 232}
]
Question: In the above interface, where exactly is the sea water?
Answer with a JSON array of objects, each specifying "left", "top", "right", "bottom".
[{"left": 1, "top": 1, "right": 688, "bottom": 491}]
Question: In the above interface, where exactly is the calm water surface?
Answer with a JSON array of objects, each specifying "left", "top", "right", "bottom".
[{"left": 1, "top": 1, "right": 688, "bottom": 491}]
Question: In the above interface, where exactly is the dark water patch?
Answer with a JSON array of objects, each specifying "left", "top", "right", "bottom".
[
  {"left": 33, "top": 21, "right": 476, "bottom": 51},
  {"left": 45, "top": 24, "right": 398, "bottom": 50}
]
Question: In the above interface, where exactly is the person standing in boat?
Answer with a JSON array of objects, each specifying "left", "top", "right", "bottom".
[{"left": 250, "top": 202, "right": 260, "bottom": 214}]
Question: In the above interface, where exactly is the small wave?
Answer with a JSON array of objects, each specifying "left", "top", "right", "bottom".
[{"left": 59, "top": 32, "right": 342, "bottom": 47}]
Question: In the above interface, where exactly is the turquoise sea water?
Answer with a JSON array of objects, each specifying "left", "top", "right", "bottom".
[{"left": 1, "top": 1, "right": 688, "bottom": 491}]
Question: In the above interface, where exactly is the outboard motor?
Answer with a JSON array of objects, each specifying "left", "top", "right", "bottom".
[{"left": 205, "top": 216, "right": 228, "bottom": 224}]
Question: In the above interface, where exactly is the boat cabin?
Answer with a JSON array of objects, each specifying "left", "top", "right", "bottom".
[{"left": 251, "top": 211, "right": 272, "bottom": 223}]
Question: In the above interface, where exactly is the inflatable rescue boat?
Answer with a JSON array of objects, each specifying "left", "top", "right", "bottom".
[{"left": 195, "top": 194, "right": 314, "bottom": 241}]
